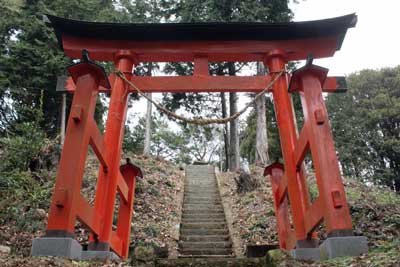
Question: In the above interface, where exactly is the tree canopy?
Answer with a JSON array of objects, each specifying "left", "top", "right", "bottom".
[{"left": 326, "top": 66, "right": 400, "bottom": 191}]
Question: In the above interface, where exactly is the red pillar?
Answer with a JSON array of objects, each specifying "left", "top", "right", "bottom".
[
  {"left": 265, "top": 50, "right": 317, "bottom": 248},
  {"left": 115, "top": 163, "right": 142, "bottom": 257},
  {"left": 89, "top": 51, "right": 135, "bottom": 254},
  {"left": 46, "top": 58, "right": 109, "bottom": 236},
  {"left": 264, "top": 163, "right": 294, "bottom": 249},
  {"left": 291, "top": 65, "right": 353, "bottom": 236}
]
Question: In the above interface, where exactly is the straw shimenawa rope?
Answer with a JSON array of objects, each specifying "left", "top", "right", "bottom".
[{"left": 115, "top": 70, "right": 285, "bottom": 125}]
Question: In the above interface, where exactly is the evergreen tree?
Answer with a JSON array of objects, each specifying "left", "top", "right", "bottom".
[
  {"left": 326, "top": 66, "right": 400, "bottom": 191},
  {"left": 162, "top": 0, "right": 293, "bottom": 170},
  {"left": 0, "top": 0, "right": 121, "bottom": 136}
]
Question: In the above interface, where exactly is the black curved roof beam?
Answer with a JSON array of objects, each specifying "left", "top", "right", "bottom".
[{"left": 46, "top": 14, "right": 357, "bottom": 62}]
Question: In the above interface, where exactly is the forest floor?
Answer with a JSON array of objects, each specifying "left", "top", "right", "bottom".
[
  {"left": 0, "top": 156, "right": 399, "bottom": 266},
  {"left": 217, "top": 166, "right": 400, "bottom": 267}
]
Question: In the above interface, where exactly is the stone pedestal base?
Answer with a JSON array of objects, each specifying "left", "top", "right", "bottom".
[
  {"left": 320, "top": 236, "right": 368, "bottom": 260},
  {"left": 291, "top": 247, "right": 321, "bottom": 261},
  {"left": 31, "top": 237, "right": 82, "bottom": 259},
  {"left": 31, "top": 237, "right": 120, "bottom": 261}
]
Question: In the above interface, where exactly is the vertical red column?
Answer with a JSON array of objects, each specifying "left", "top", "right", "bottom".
[
  {"left": 90, "top": 51, "right": 135, "bottom": 251},
  {"left": 46, "top": 60, "right": 106, "bottom": 236},
  {"left": 265, "top": 50, "right": 316, "bottom": 247},
  {"left": 296, "top": 69, "right": 353, "bottom": 235},
  {"left": 264, "top": 163, "right": 293, "bottom": 249},
  {"left": 115, "top": 164, "right": 142, "bottom": 257}
]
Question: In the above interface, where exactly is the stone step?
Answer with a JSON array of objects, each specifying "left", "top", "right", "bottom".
[
  {"left": 179, "top": 241, "right": 232, "bottom": 249},
  {"left": 185, "top": 176, "right": 215, "bottom": 179},
  {"left": 185, "top": 187, "right": 217, "bottom": 189},
  {"left": 185, "top": 182, "right": 215, "bottom": 184},
  {"left": 184, "top": 195, "right": 219, "bottom": 199},
  {"left": 184, "top": 187, "right": 216, "bottom": 190},
  {"left": 183, "top": 209, "right": 224, "bottom": 215},
  {"left": 186, "top": 167, "right": 214, "bottom": 171},
  {"left": 183, "top": 199, "right": 222, "bottom": 204},
  {"left": 184, "top": 192, "right": 219, "bottom": 197},
  {"left": 185, "top": 178, "right": 214, "bottom": 180},
  {"left": 182, "top": 214, "right": 227, "bottom": 220},
  {"left": 181, "top": 222, "right": 227, "bottom": 230},
  {"left": 184, "top": 196, "right": 220, "bottom": 200},
  {"left": 156, "top": 257, "right": 267, "bottom": 267},
  {"left": 183, "top": 207, "right": 224, "bottom": 212},
  {"left": 184, "top": 196, "right": 221, "bottom": 201},
  {"left": 185, "top": 180, "right": 215, "bottom": 182},
  {"left": 180, "top": 229, "right": 229, "bottom": 236},
  {"left": 180, "top": 235, "right": 230, "bottom": 242},
  {"left": 184, "top": 189, "right": 218, "bottom": 192},
  {"left": 184, "top": 203, "right": 222, "bottom": 207},
  {"left": 185, "top": 175, "right": 215, "bottom": 178},
  {"left": 183, "top": 204, "right": 223, "bottom": 209},
  {"left": 181, "top": 218, "right": 227, "bottom": 223},
  {"left": 179, "top": 248, "right": 232, "bottom": 256}
]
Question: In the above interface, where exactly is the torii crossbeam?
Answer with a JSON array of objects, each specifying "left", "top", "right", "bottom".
[{"left": 31, "top": 13, "right": 367, "bottom": 261}]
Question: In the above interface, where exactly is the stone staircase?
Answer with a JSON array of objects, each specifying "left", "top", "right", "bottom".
[{"left": 179, "top": 165, "right": 233, "bottom": 257}]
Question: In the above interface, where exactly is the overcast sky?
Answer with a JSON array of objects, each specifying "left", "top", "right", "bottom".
[
  {"left": 129, "top": 1, "right": 400, "bottom": 125},
  {"left": 290, "top": 0, "right": 400, "bottom": 75}
]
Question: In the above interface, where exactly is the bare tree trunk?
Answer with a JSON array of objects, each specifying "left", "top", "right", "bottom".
[
  {"left": 229, "top": 92, "right": 240, "bottom": 171},
  {"left": 228, "top": 62, "right": 240, "bottom": 171},
  {"left": 143, "top": 63, "right": 153, "bottom": 156},
  {"left": 60, "top": 93, "right": 66, "bottom": 145},
  {"left": 255, "top": 62, "right": 269, "bottom": 165},
  {"left": 220, "top": 92, "right": 229, "bottom": 171}
]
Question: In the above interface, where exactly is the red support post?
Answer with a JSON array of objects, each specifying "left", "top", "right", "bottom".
[
  {"left": 265, "top": 50, "right": 317, "bottom": 248},
  {"left": 89, "top": 50, "right": 135, "bottom": 256},
  {"left": 46, "top": 58, "right": 107, "bottom": 237},
  {"left": 114, "top": 163, "right": 142, "bottom": 258},
  {"left": 264, "top": 163, "right": 295, "bottom": 249},
  {"left": 290, "top": 64, "right": 353, "bottom": 236}
]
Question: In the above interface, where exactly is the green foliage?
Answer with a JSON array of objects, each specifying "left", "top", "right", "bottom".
[
  {"left": 326, "top": 66, "right": 400, "bottom": 190},
  {"left": 240, "top": 96, "right": 282, "bottom": 164},
  {"left": 124, "top": 113, "right": 219, "bottom": 163},
  {"left": 0, "top": 122, "right": 48, "bottom": 172},
  {"left": 0, "top": 0, "right": 122, "bottom": 137},
  {"left": 144, "top": 225, "right": 160, "bottom": 237}
]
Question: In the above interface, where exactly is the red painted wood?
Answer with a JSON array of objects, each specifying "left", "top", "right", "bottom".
[
  {"left": 303, "top": 197, "right": 324, "bottom": 234},
  {"left": 265, "top": 51, "right": 315, "bottom": 246},
  {"left": 298, "top": 70, "right": 353, "bottom": 234},
  {"left": 91, "top": 52, "right": 134, "bottom": 255},
  {"left": 64, "top": 75, "right": 346, "bottom": 93},
  {"left": 47, "top": 70, "right": 99, "bottom": 234},
  {"left": 265, "top": 163, "right": 293, "bottom": 250},
  {"left": 62, "top": 34, "right": 340, "bottom": 62}
]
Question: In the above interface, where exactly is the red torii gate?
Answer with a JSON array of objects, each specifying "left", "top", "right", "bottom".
[{"left": 31, "top": 14, "right": 367, "bottom": 260}]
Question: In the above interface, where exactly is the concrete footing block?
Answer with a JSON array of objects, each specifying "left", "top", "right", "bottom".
[
  {"left": 81, "top": 250, "right": 120, "bottom": 261},
  {"left": 291, "top": 248, "right": 321, "bottom": 261},
  {"left": 319, "top": 236, "right": 368, "bottom": 260},
  {"left": 31, "top": 237, "right": 82, "bottom": 259}
]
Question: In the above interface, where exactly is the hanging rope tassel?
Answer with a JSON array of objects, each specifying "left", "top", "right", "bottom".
[{"left": 115, "top": 70, "right": 285, "bottom": 125}]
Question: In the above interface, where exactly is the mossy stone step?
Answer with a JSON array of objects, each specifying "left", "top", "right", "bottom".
[
  {"left": 155, "top": 257, "right": 269, "bottom": 267},
  {"left": 180, "top": 235, "right": 230, "bottom": 242},
  {"left": 182, "top": 214, "right": 227, "bottom": 221},
  {"left": 179, "top": 248, "right": 233, "bottom": 256},
  {"left": 183, "top": 204, "right": 223, "bottom": 210},
  {"left": 183, "top": 209, "right": 224, "bottom": 215},
  {"left": 180, "top": 228, "right": 229, "bottom": 235},
  {"left": 179, "top": 241, "right": 232, "bottom": 249},
  {"left": 181, "top": 222, "right": 228, "bottom": 229},
  {"left": 181, "top": 218, "right": 227, "bottom": 223}
]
